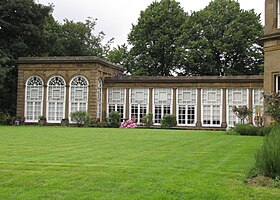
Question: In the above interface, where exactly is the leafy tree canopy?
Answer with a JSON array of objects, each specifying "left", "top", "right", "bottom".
[
  {"left": 43, "top": 17, "right": 113, "bottom": 57},
  {"left": 127, "top": 0, "right": 187, "bottom": 76},
  {"left": 177, "top": 0, "right": 263, "bottom": 76}
]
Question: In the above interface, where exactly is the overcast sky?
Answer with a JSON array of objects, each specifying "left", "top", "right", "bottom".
[{"left": 37, "top": 0, "right": 264, "bottom": 47}]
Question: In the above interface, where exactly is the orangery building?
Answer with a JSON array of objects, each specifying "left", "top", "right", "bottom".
[{"left": 16, "top": 0, "right": 280, "bottom": 128}]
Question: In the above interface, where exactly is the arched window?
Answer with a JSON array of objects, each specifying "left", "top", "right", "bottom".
[
  {"left": 69, "top": 76, "right": 88, "bottom": 118},
  {"left": 47, "top": 76, "right": 66, "bottom": 123},
  {"left": 97, "top": 79, "right": 102, "bottom": 119},
  {"left": 25, "top": 76, "right": 44, "bottom": 122}
]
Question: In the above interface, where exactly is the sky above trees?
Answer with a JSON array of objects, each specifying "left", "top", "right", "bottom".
[{"left": 38, "top": 0, "right": 264, "bottom": 47}]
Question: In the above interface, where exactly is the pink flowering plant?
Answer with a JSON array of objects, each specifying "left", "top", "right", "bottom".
[{"left": 120, "top": 119, "right": 137, "bottom": 128}]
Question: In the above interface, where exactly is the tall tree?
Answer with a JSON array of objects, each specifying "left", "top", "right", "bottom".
[
  {"left": 177, "top": 0, "right": 263, "bottom": 76},
  {"left": 0, "top": 0, "right": 52, "bottom": 115},
  {"left": 128, "top": 0, "right": 187, "bottom": 76},
  {"left": 108, "top": 44, "right": 134, "bottom": 74},
  {"left": 43, "top": 17, "right": 113, "bottom": 57}
]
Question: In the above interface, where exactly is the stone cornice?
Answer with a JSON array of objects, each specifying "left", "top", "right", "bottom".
[
  {"left": 16, "top": 56, "right": 124, "bottom": 72},
  {"left": 105, "top": 75, "right": 263, "bottom": 84},
  {"left": 259, "top": 32, "right": 280, "bottom": 45}
]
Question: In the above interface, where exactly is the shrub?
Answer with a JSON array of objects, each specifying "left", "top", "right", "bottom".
[
  {"left": 142, "top": 112, "right": 153, "bottom": 127},
  {"left": 255, "top": 126, "right": 280, "bottom": 179},
  {"left": 108, "top": 111, "right": 121, "bottom": 128},
  {"left": 263, "top": 93, "right": 280, "bottom": 124},
  {"left": 120, "top": 119, "right": 137, "bottom": 128},
  {"left": 0, "top": 112, "right": 11, "bottom": 125},
  {"left": 161, "top": 114, "right": 177, "bottom": 128},
  {"left": 233, "top": 124, "right": 259, "bottom": 136},
  {"left": 70, "top": 111, "right": 91, "bottom": 127},
  {"left": 258, "top": 126, "right": 273, "bottom": 136}
]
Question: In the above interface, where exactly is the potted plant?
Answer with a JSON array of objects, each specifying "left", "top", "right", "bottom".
[{"left": 38, "top": 116, "right": 46, "bottom": 126}]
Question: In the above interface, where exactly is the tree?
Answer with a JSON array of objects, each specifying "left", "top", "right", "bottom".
[
  {"left": 0, "top": 0, "right": 52, "bottom": 115},
  {"left": 108, "top": 44, "right": 134, "bottom": 74},
  {"left": 177, "top": 0, "right": 263, "bottom": 76},
  {"left": 128, "top": 0, "right": 187, "bottom": 76},
  {"left": 43, "top": 17, "right": 113, "bottom": 58}
]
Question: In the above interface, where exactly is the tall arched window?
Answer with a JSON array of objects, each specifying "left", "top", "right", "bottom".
[
  {"left": 69, "top": 76, "right": 88, "bottom": 118},
  {"left": 97, "top": 79, "right": 102, "bottom": 119},
  {"left": 25, "top": 76, "right": 44, "bottom": 122},
  {"left": 47, "top": 76, "right": 66, "bottom": 123}
]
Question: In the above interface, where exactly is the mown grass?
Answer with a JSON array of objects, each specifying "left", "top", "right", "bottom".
[{"left": 0, "top": 126, "right": 279, "bottom": 199}]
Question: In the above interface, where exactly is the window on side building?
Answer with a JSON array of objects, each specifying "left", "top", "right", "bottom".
[
  {"left": 130, "top": 88, "right": 149, "bottom": 124},
  {"left": 107, "top": 88, "right": 126, "bottom": 120}
]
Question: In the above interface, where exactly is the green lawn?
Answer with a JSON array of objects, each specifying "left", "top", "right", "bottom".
[{"left": 0, "top": 126, "right": 279, "bottom": 199}]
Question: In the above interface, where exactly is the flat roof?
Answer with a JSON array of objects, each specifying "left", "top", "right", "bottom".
[
  {"left": 16, "top": 56, "right": 124, "bottom": 71},
  {"left": 105, "top": 75, "right": 263, "bottom": 84}
]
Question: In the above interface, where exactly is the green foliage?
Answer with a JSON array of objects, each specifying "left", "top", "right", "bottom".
[
  {"left": 177, "top": 0, "right": 263, "bottom": 76},
  {"left": 255, "top": 126, "right": 280, "bottom": 179},
  {"left": 108, "top": 111, "right": 121, "bottom": 128},
  {"left": 44, "top": 17, "right": 113, "bottom": 57},
  {"left": 161, "top": 114, "right": 177, "bottom": 128},
  {"left": 142, "top": 112, "right": 153, "bottom": 127},
  {"left": 232, "top": 106, "right": 252, "bottom": 124},
  {"left": 128, "top": 0, "right": 187, "bottom": 76},
  {"left": 0, "top": 112, "right": 11, "bottom": 125},
  {"left": 108, "top": 44, "right": 134, "bottom": 73},
  {"left": 230, "top": 124, "right": 272, "bottom": 136},
  {"left": 263, "top": 92, "right": 280, "bottom": 124},
  {"left": 0, "top": 0, "right": 52, "bottom": 115},
  {"left": 232, "top": 124, "right": 259, "bottom": 136},
  {"left": 70, "top": 111, "right": 91, "bottom": 127}
]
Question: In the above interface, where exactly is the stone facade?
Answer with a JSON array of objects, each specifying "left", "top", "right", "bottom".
[
  {"left": 16, "top": 56, "right": 263, "bottom": 129},
  {"left": 260, "top": 0, "right": 280, "bottom": 125},
  {"left": 16, "top": 57, "right": 124, "bottom": 123}
]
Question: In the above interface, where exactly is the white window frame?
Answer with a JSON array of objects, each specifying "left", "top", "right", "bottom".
[
  {"left": 46, "top": 76, "right": 66, "bottom": 123},
  {"left": 69, "top": 76, "right": 89, "bottom": 121},
  {"left": 153, "top": 88, "right": 173, "bottom": 125},
  {"left": 252, "top": 88, "right": 264, "bottom": 126},
  {"left": 97, "top": 79, "right": 103, "bottom": 119},
  {"left": 226, "top": 88, "right": 249, "bottom": 127},
  {"left": 25, "top": 76, "right": 44, "bottom": 122},
  {"left": 129, "top": 88, "right": 149, "bottom": 124},
  {"left": 176, "top": 88, "right": 197, "bottom": 126},
  {"left": 201, "top": 88, "right": 223, "bottom": 127},
  {"left": 107, "top": 88, "right": 126, "bottom": 120}
]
